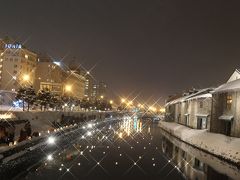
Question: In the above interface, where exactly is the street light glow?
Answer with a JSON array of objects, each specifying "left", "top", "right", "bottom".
[
  {"left": 47, "top": 154, "right": 53, "bottom": 161},
  {"left": 65, "top": 85, "right": 72, "bottom": 92},
  {"left": 121, "top": 98, "right": 126, "bottom": 103},
  {"left": 47, "top": 136, "right": 56, "bottom": 145},
  {"left": 23, "top": 74, "right": 30, "bottom": 81}
]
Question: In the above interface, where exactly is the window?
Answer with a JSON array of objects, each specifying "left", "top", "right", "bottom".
[
  {"left": 227, "top": 94, "right": 232, "bottom": 110},
  {"left": 194, "top": 158, "right": 204, "bottom": 171},
  {"left": 199, "top": 101, "right": 203, "bottom": 108}
]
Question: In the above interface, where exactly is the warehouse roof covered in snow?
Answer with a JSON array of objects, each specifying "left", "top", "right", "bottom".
[{"left": 214, "top": 78, "right": 240, "bottom": 93}]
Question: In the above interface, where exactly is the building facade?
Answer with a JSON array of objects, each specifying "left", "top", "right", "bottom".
[
  {"left": 211, "top": 78, "right": 240, "bottom": 137},
  {"left": 63, "top": 70, "right": 86, "bottom": 99},
  {"left": 0, "top": 38, "right": 37, "bottom": 91},
  {"left": 165, "top": 89, "right": 213, "bottom": 130},
  {"left": 34, "top": 55, "right": 64, "bottom": 94},
  {"left": 84, "top": 73, "right": 94, "bottom": 100}
]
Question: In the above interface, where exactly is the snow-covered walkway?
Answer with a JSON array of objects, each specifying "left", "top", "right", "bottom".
[{"left": 159, "top": 121, "right": 240, "bottom": 165}]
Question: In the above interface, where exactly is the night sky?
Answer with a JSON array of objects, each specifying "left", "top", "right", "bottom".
[{"left": 1, "top": 0, "right": 240, "bottom": 104}]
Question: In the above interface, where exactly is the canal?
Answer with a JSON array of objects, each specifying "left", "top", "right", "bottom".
[{"left": 2, "top": 115, "right": 240, "bottom": 180}]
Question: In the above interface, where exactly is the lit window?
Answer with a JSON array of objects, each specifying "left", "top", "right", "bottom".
[
  {"left": 25, "top": 54, "right": 28, "bottom": 59},
  {"left": 227, "top": 94, "right": 232, "bottom": 110}
]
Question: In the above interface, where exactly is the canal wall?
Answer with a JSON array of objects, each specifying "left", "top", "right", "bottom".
[
  {"left": 159, "top": 121, "right": 240, "bottom": 166},
  {"left": 0, "top": 111, "right": 121, "bottom": 143}
]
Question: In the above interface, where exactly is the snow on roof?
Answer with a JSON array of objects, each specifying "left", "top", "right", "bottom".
[
  {"left": 219, "top": 115, "right": 234, "bottom": 121},
  {"left": 165, "top": 88, "right": 213, "bottom": 106},
  {"left": 187, "top": 93, "right": 212, "bottom": 101},
  {"left": 214, "top": 78, "right": 240, "bottom": 93}
]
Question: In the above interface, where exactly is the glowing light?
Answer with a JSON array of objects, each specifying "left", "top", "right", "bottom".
[
  {"left": 110, "top": 100, "right": 113, "bottom": 104},
  {"left": 65, "top": 85, "right": 72, "bottom": 92},
  {"left": 0, "top": 113, "right": 14, "bottom": 119},
  {"left": 47, "top": 154, "right": 53, "bottom": 161},
  {"left": 53, "top": 61, "right": 61, "bottom": 66},
  {"left": 121, "top": 98, "right": 126, "bottom": 103},
  {"left": 23, "top": 74, "right": 30, "bottom": 81},
  {"left": 119, "top": 132, "right": 123, "bottom": 138},
  {"left": 87, "top": 123, "right": 93, "bottom": 128},
  {"left": 160, "top": 108, "right": 166, "bottom": 113},
  {"left": 87, "top": 131, "right": 92, "bottom": 136},
  {"left": 47, "top": 136, "right": 56, "bottom": 145}
]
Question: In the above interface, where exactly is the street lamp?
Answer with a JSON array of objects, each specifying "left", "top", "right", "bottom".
[
  {"left": 121, "top": 98, "right": 126, "bottom": 103},
  {"left": 65, "top": 85, "right": 72, "bottom": 92},
  {"left": 110, "top": 100, "right": 113, "bottom": 104},
  {"left": 160, "top": 108, "right": 166, "bottom": 113},
  {"left": 23, "top": 74, "right": 30, "bottom": 82},
  {"left": 100, "top": 95, "right": 104, "bottom": 99}
]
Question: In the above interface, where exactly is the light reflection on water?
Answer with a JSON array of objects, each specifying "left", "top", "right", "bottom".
[{"left": 19, "top": 115, "right": 240, "bottom": 180}]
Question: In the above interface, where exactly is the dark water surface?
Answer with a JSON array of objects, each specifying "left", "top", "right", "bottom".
[{"left": 17, "top": 116, "right": 240, "bottom": 180}]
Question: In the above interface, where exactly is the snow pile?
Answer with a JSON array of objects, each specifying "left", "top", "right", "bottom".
[{"left": 159, "top": 121, "right": 240, "bottom": 165}]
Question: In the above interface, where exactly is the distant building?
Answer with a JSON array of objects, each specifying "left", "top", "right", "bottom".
[
  {"left": 84, "top": 73, "right": 94, "bottom": 100},
  {"left": 34, "top": 55, "right": 64, "bottom": 94},
  {"left": 211, "top": 70, "right": 240, "bottom": 137},
  {"left": 63, "top": 70, "right": 86, "bottom": 99},
  {"left": 92, "top": 83, "right": 98, "bottom": 100},
  {"left": 34, "top": 56, "right": 86, "bottom": 99},
  {"left": 98, "top": 81, "right": 107, "bottom": 99},
  {"left": 0, "top": 37, "right": 37, "bottom": 91}
]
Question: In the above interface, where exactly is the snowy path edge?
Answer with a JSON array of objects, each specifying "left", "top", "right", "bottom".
[{"left": 159, "top": 121, "right": 240, "bottom": 166}]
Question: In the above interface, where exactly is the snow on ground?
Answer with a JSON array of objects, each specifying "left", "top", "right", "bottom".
[
  {"left": 0, "top": 105, "right": 23, "bottom": 112},
  {"left": 161, "top": 130, "right": 240, "bottom": 180},
  {"left": 159, "top": 121, "right": 240, "bottom": 165}
]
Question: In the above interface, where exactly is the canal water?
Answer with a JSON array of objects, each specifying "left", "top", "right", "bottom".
[{"left": 20, "top": 116, "right": 240, "bottom": 180}]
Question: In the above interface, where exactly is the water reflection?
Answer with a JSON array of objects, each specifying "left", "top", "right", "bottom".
[
  {"left": 161, "top": 131, "right": 240, "bottom": 180},
  {"left": 14, "top": 116, "right": 240, "bottom": 180}
]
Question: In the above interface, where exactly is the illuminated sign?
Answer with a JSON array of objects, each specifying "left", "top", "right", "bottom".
[{"left": 5, "top": 44, "right": 22, "bottom": 49}]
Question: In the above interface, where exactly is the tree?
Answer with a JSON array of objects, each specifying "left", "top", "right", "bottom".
[
  {"left": 16, "top": 86, "right": 36, "bottom": 111},
  {"left": 16, "top": 87, "right": 27, "bottom": 111},
  {"left": 37, "top": 89, "right": 54, "bottom": 111},
  {"left": 80, "top": 98, "right": 91, "bottom": 110},
  {"left": 25, "top": 87, "right": 37, "bottom": 111},
  {"left": 49, "top": 95, "right": 62, "bottom": 111}
]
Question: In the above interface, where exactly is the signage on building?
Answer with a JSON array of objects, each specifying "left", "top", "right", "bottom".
[{"left": 5, "top": 43, "right": 22, "bottom": 49}]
